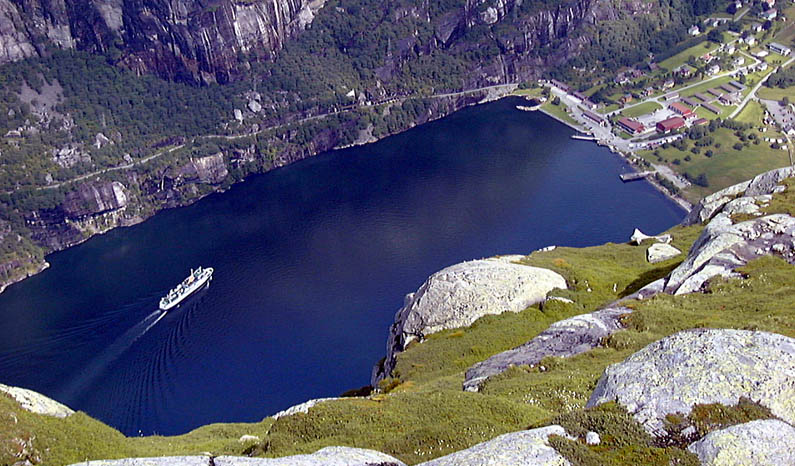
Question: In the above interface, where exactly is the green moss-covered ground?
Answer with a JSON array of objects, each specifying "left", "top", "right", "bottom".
[{"left": 3, "top": 178, "right": 794, "bottom": 466}]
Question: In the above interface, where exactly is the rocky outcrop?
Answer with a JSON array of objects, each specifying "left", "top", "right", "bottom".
[
  {"left": 463, "top": 307, "right": 628, "bottom": 392},
  {"left": 0, "top": 383, "right": 74, "bottom": 418},
  {"left": 683, "top": 167, "right": 795, "bottom": 226},
  {"left": 270, "top": 397, "right": 346, "bottom": 419},
  {"left": 415, "top": 425, "right": 571, "bottom": 466},
  {"left": 179, "top": 153, "right": 229, "bottom": 185},
  {"left": 62, "top": 181, "right": 128, "bottom": 218},
  {"left": 215, "top": 448, "right": 406, "bottom": 465},
  {"left": 67, "top": 448, "right": 406, "bottom": 466},
  {"left": 661, "top": 168, "right": 795, "bottom": 295},
  {"left": 646, "top": 243, "right": 681, "bottom": 263},
  {"left": 586, "top": 329, "right": 795, "bottom": 435},
  {"left": 373, "top": 256, "right": 566, "bottom": 384},
  {"left": 687, "top": 419, "right": 795, "bottom": 466},
  {"left": 0, "top": 0, "right": 323, "bottom": 83}
]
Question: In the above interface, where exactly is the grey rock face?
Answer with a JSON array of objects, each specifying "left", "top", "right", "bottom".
[
  {"left": 416, "top": 425, "right": 571, "bottom": 466},
  {"left": 664, "top": 213, "right": 795, "bottom": 295},
  {"left": 68, "top": 457, "right": 209, "bottom": 466},
  {"left": 646, "top": 243, "right": 681, "bottom": 263},
  {"left": 585, "top": 431, "right": 600, "bottom": 445},
  {"left": 61, "top": 181, "right": 127, "bottom": 218},
  {"left": 180, "top": 153, "right": 228, "bottom": 185},
  {"left": 463, "top": 307, "right": 628, "bottom": 392},
  {"left": 683, "top": 166, "right": 795, "bottom": 226},
  {"left": 215, "top": 447, "right": 406, "bottom": 465},
  {"left": 271, "top": 397, "right": 346, "bottom": 419},
  {"left": 586, "top": 329, "right": 795, "bottom": 435},
  {"left": 687, "top": 419, "right": 795, "bottom": 466},
  {"left": 68, "top": 448, "right": 406, "bottom": 466},
  {"left": 0, "top": 383, "right": 74, "bottom": 418},
  {"left": 373, "top": 256, "right": 566, "bottom": 385},
  {"left": 0, "top": 0, "right": 320, "bottom": 83}
]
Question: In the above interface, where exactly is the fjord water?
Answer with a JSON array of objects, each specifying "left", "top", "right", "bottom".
[{"left": 0, "top": 97, "right": 683, "bottom": 435}]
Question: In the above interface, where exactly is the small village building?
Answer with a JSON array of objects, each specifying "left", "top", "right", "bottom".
[
  {"left": 758, "top": 62, "right": 769, "bottom": 71},
  {"left": 573, "top": 91, "right": 588, "bottom": 101},
  {"left": 744, "top": 35, "right": 757, "bottom": 46},
  {"left": 620, "top": 94, "right": 633, "bottom": 104},
  {"left": 754, "top": 50, "right": 769, "bottom": 58},
  {"left": 583, "top": 110, "right": 607, "bottom": 126},
  {"left": 693, "top": 118, "right": 709, "bottom": 126},
  {"left": 695, "top": 92, "right": 711, "bottom": 102},
  {"left": 657, "top": 116, "right": 686, "bottom": 133},
  {"left": 763, "top": 0, "right": 775, "bottom": 8},
  {"left": 703, "top": 103, "right": 721, "bottom": 114},
  {"left": 664, "top": 92, "right": 680, "bottom": 101},
  {"left": 733, "top": 57, "right": 745, "bottom": 66},
  {"left": 617, "top": 117, "right": 646, "bottom": 134},
  {"left": 708, "top": 64, "right": 721, "bottom": 75},
  {"left": 708, "top": 88, "right": 724, "bottom": 97},
  {"left": 769, "top": 42, "right": 792, "bottom": 56},
  {"left": 729, "top": 80, "right": 746, "bottom": 91},
  {"left": 720, "top": 83, "right": 737, "bottom": 93},
  {"left": 726, "top": 44, "right": 736, "bottom": 54},
  {"left": 581, "top": 99, "right": 598, "bottom": 110},
  {"left": 662, "top": 79, "right": 675, "bottom": 90},
  {"left": 751, "top": 23, "right": 763, "bottom": 33},
  {"left": 670, "top": 102, "right": 695, "bottom": 118},
  {"left": 719, "top": 93, "right": 741, "bottom": 105},
  {"left": 689, "top": 25, "right": 701, "bottom": 36},
  {"left": 682, "top": 97, "right": 700, "bottom": 107},
  {"left": 760, "top": 9, "right": 777, "bottom": 21}
]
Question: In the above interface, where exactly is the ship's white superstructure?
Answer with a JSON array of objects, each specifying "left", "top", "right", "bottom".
[{"left": 159, "top": 267, "right": 213, "bottom": 311}]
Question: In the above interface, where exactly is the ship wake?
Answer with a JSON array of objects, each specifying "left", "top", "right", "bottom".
[{"left": 60, "top": 310, "right": 166, "bottom": 400}]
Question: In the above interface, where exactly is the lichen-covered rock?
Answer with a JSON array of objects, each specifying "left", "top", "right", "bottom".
[
  {"left": 215, "top": 447, "right": 406, "bottom": 465},
  {"left": 180, "top": 153, "right": 229, "bottom": 185},
  {"left": 271, "top": 397, "right": 346, "bottom": 419},
  {"left": 62, "top": 181, "right": 128, "bottom": 219},
  {"left": 68, "top": 448, "right": 406, "bottom": 466},
  {"left": 373, "top": 256, "right": 566, "bottom": 384},
  {"left": 67, "top": 457, "right": 209, "bottom": 466},
  {"left": 646, "top": 243, "right": 681, "bottom": 263},
  {"left": 416, "top": 425, "right": 571, "bottom": 466},
  {"left": 687, "top": 419, "right": 795, "bottom": 466},
  {"left": 463, "top": 307, "right": 628, "bottom": 392},
  {"left": 586, "top": 329, "right": 795, "bottom": 435},
  {"left": 0, "top": 383, "right": 74, "bottom": 418},
  {"left": 683, "top": 167, "right": 795, "bottom": 226},
  {"left": 664, "top": 213, "right": 795, "bottom": 295}
]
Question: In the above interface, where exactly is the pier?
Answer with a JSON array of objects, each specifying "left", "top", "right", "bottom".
[
  {"left": 571, "top": 135, "right": 597, "bottom": 141},
  {"left": 619, "top": 171, "right": 655, "bottom": 182}
]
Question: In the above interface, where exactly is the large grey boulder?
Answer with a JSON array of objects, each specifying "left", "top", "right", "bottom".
[
  {"left": 664, "top": 213, "right": 795, "bottom": 295},
  {"left": 463, "top": 307, "right": 628, "bottom": 392},
  {"left": 271, "top": 397, "right": 346, "bottom": 419},
  {"left": 646, "top": 243, "right": 681, "bottom": 263},
  {"left": 373, "top": 256, "right": 566, "bottom": 384},
  {"left": 586, "top": 329, "right": 795, "bottom": 435},
  {"left": 68, "top": 448, "right": 407, "bottom": 466},
  {"left": 68, "top": 458, "right": 209, "bottom": 466},
  {"left": 0, "top": 384, "right": 74, "bottom": 418},
  {"left": 416, "top": 425, "right": 571, "bottom": 466},
  {"left": 687, "top": 419, "right": 795, "bottom": 466},
  {"left": 215, "top": 447, "right": 406, "bottom": 465},
  {"left": 683, "top": 166, "right": 794, "bottom": 226}
]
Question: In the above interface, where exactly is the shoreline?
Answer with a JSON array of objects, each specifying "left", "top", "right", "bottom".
[
  {"left": 538, "top": 107, "right": 692, "bottom": 214},
  {"left": 1, "top": 90, "right": 691, "bottom": 294}
]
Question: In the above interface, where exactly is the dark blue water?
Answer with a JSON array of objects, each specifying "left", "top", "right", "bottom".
[{"left": 0, "top": 97, "right": 684, "bottom": 435}]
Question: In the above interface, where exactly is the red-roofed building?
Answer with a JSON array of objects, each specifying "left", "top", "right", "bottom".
[
  {"left": 656, "top": 116, "right": 686, "bottom": 133},
  {"left": 617, "top": 117, "right": 646, "bottom": 134},
  {"left": 669, "top": 102, "right": 695, "bottom": 119},
  {"left": 693, "top": 118, "right": 709, "bottom": 126}
]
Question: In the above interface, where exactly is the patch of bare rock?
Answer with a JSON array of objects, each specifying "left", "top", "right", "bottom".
[
  {"left": 372, "top": 256, "right": 566, "bottom": 384},
  {"left": 586, "top": 329, "right": 795, "bottom": 435},
  {"left": 687, "top": 419, "right": 795, "bottom": 466},
  {"left": 414, "top": 425, "right": 571, "bottom": 466}
]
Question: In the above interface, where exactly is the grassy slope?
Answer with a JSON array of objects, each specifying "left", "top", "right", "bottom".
[{"left": 620, "top": 102, "right": 662, "bottom": 118}]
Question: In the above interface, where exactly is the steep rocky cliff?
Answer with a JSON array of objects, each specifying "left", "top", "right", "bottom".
[{"left": 0, "top": 0, "right": 323, "bottom": 83}]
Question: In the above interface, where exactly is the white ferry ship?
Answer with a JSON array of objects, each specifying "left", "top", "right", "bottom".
[{"left": 159, "top": 266, "right": 213, "bottom": 311}]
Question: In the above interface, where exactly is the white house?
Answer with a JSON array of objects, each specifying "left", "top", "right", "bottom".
[
  {"left": 708, "top": 64, "right": 721, "bottom": 75},
  {"left": 760, "top": 9, "right": 777, "bottom": 21},
  {"left": 769, "top": 42, "right": 792, "bottom": 56},
  {"left": 744, "top": 35, "right": 757, "bottom": 46},
  {"left": 689, "top": 25, "right": 701, "bottom": 36}
]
